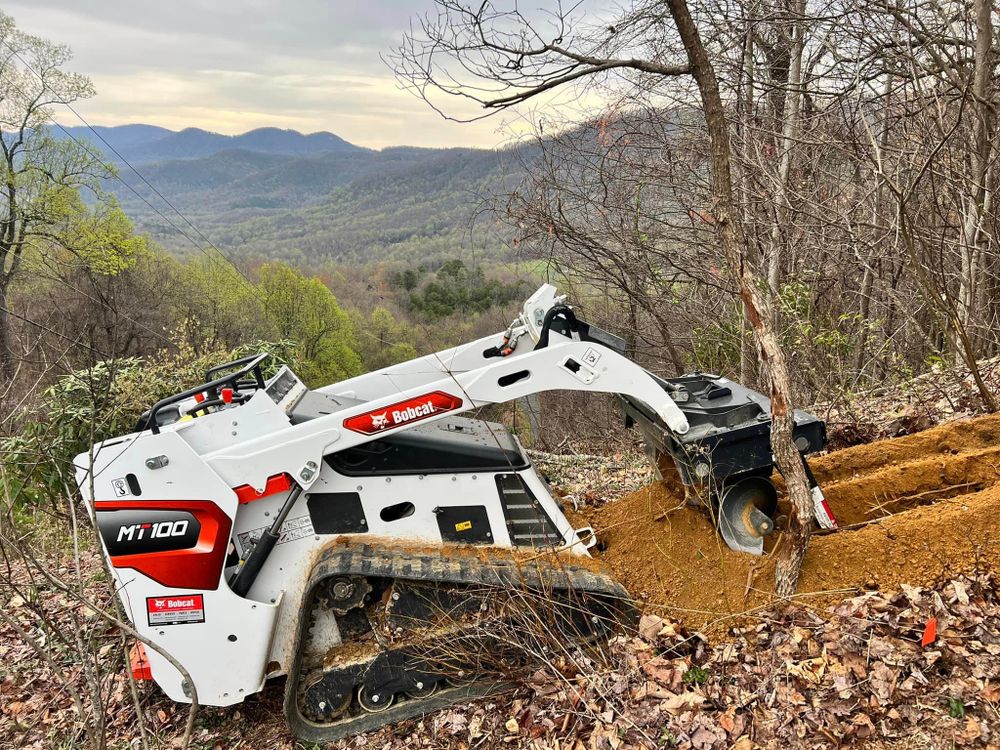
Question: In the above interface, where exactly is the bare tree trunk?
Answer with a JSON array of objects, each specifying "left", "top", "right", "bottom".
[
  {"left": 856, "top": 68, "right": 895, "bottom": 375},
  {"left": 625, "top": 296, "right": 639, "bottom": 360},
  {"left": 766, "top": 0, "right": 807, "bottom": 308},
  {"left": 957, "top": 0, "right": 995, "bottom": 350},
  {"left": 666, "top": 0, "right": 814, "bottom": 596},
  {"left": 0, "top": 280, "right": 14, "bottom": 388},
  {"left": 736, "top": 2, "right": 758, "bottom": 389},
  {"left": 739, "top": 316, "right": 757, "bottom": 387}
]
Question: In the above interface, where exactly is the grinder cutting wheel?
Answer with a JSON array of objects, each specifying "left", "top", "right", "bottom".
[{"left": 716, "top": 477, "right": 778, "bottom": 555}]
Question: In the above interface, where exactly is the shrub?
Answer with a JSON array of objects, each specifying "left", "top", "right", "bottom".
[{"left": 0, "top": 341, "right": 297, "bottom": 508}]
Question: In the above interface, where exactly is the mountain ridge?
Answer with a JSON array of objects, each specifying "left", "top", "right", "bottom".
[
  {"left": 59, "top": 123, "right": 367, "bottom": 162},
  {"left": 65, "top": 123, "right": 515, "bottom": 265}
]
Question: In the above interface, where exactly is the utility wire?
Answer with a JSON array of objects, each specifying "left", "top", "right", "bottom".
[
  {"left": 2, "top": 39, "right": 433, "bottom": 366},
  {"left": 0, "top": 40, "right": 257, "bottom": 292},
  {"left": 0, "top": 304, "right": 109, "bottom": 358},
  {"left": 35, "top": 267, "right": 173, "bottom": 348},
  {"left": 0, "top": 43, "right": 266, "bottom": 353},
  {"left": 3, "top": 66, "right": 531, "bottom": 519},
  {"left": 0, "top": 78, "right": 178, "bottom": 348}
]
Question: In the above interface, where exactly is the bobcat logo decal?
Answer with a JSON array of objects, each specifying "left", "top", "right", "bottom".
[{"left": 344, "top": 392, "right": 464, "bottom": 435}]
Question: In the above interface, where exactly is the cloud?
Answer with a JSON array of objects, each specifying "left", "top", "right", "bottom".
[{"left": 5, "top": 0, "right": 534, "bottom": 148}]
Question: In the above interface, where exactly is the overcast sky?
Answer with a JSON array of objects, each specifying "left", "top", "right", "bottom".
[{"left": 6, "top": 0, "right": 563, "bottom": 149}]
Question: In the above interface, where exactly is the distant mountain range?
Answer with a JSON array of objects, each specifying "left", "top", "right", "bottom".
[
  {"left": 60, "top": 124, "right": 524, "bottom": 264},
  {"left": 60, "top": 123, "right": 364, "bottom": 162}
]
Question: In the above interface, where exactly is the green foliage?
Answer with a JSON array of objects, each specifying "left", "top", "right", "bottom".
[
  {"left": 389, "top": 267, "right": 427, "bottom": 291},
  {"left": 171, "top": 255, "right": 263, "bottom": 352},
  {"left": 0, "top": 12, "right": 107, "bottom": 284},
  {"left": 353, "top": 306, "right": 420, "bottom": 371},
  {"left": 0, "top": 341, "right": 298, "bottom": 508},
  {"left": 690, "top": 277, "right": 886, "bottom": 392},
  {"left": 403, "top": 259, "right": 528, "bottom": 321},
  {"left": 35, "top": 190, "right": 150, "bottom": 275},
  {"left": 256, "top": 262, "right": 363, "bottom": 385},
  {"left": 165, "top": 257, "right": 368, "bottom": 385},
  {"left": 682, "top": 666, "right": 709, "bottom": 685},
  {"left": 778, "top": 278, "right": 852, "bottom": 356},
  {"left": 690, "top": 301, "right": 743, "bottom": 374},
  {"left": 947, "top": 697, "right": 966, "bottom": 719},
  {"left": 71, "top": 201, "right": 150, "bottom": 275}
]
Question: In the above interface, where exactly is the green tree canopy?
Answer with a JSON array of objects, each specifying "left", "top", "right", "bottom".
[
  {"left": 256, "top": 262, "right": 363, "bottom": 385},
  {"left": 354, "top": 305, "right": 420, "bottom": 370},
  {"left": 0, "top": 11, "right": 109, "bottom": 381}
]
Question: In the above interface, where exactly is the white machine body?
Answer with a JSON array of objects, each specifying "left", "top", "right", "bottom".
[{"left": 75, "top": 285, "right": 689, "bottom": 706}]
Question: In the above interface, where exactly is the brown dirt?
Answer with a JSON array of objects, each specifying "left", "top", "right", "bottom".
[{"left": 584, "top": 413, "right": 1000, "bottom": 632}]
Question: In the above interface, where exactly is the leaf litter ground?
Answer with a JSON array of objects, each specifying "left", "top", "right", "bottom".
[{"left": 3, "top": 415, "right": 1000, "bottom": 748}]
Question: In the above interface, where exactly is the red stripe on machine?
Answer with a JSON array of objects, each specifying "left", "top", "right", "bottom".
[
  {"left": 232, "top": 472, "right": 292, "bottom": 504},
  {"left": 343, "top": 391, "right": 463, "bottom": 435}
]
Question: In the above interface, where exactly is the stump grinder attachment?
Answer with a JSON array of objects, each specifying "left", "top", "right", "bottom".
[
  {"left": 618, "top": 371, "right": 836, "bottom": 554},
  {"left": 75, "top": 284, "right": 834, "bottom": 741}
]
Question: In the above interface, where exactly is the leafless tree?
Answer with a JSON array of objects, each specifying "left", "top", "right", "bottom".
[{"left": 394, "top": 0, "right": 818, "bottom": 594}]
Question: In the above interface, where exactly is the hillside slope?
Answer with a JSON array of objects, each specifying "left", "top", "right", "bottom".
[
  {"left": 64, "top": 123, "right": 527, "bottom": 263},
  {"left": 210, "top": 146, "right": 525, "bottom": 263}
]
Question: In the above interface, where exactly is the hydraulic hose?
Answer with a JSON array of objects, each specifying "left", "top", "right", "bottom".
[
  {"left": 229, "top": 482, "right": 303, "bottom": 597},
  {"left": 533, "top": 305, "right": 578, "bottom": 350}
]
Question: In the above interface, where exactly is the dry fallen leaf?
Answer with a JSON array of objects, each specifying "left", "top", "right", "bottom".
[
  {"left": 718, "top": 710, "right": 736, "bottom": 734},
  {"left": 638, "top": 614, "right": 664, "bottom": 640},
  {"left": 785, "top": 649, "right": 829, "bottom": 684},
  {"left": 660, "top": 690, "right": 706, "bottom": 715},
  {"left": 959, "top": 716, "right": 982, "bottom": 744},
  {"left": 980, "top": 681, "right": 1000, "bottom": 703}
]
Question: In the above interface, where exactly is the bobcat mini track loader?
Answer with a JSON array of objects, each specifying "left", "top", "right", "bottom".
[{"left": 75, "top": 284, "right": 833, "bottom": 742}]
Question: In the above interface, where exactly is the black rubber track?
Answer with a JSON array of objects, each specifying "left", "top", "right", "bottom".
[{"left": 283, "top": 540, "right": 636, "bottom": 743}]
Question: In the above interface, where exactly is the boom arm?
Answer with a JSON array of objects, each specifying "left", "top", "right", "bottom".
[
  {"left": 206, "top": 287, "right": 689, "bottom": 492},
  {"left": 316, "top": 284, "right": 689, "bottom": 430}
]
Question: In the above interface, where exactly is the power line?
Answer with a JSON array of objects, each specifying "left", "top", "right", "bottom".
[
  {"left": 0, "top": 40, "right": 258, "bottom": 293},
  {"left": 0, "top": 43, "right": 269, "bottom": 353},
  {"left": 35, "top": 267, "right": 173, "bottom": 348},
  {"left": 0, "top": 38, "right": 419, "bottom": 359},
  {"left": 40, "top": 94, "right": 257, "bottom": 291},
  {"left": 0, "top": 304, "right": 109, "bottom": 358}
]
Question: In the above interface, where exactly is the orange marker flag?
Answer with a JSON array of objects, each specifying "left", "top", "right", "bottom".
[{"left": 921, "top": 617, "right": 938, "bottom": 647}]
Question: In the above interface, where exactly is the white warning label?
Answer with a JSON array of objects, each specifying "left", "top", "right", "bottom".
[
  {"left": 581, "top": 347, "right": 602, "bottom": 367},
  {"left": 237, "top": 514, "right": 314, "bottom": 552},
  {"left": 147, "top": 595, "right": 205, "bottom": 626}
]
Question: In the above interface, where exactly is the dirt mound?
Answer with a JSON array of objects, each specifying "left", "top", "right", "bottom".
[
  {"left": 587, "top": 413, "right": 1000, "bottom": 631},
  {"left": 810, "top": 411, "right": 1000, "bottom": 483}
]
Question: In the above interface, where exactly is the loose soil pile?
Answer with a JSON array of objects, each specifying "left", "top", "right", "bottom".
[{"left": 585, "top": 413, "right": 1000, "bottom": 631}]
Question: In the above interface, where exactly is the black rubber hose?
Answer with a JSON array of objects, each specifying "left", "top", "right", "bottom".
[
  {"left": 230, "top": 482, "right": 302, "bottom": 597},
  {"left": 533, "top": 305, "right": 578, "bottom": 350}
]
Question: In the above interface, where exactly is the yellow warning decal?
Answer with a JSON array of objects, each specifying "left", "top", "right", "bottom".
[{"left": 454, "top": 520, "right": 472, "bottom": 532}]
